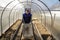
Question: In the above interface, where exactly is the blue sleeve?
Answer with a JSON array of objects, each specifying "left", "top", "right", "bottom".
[{"left": 22, "top": 14, "right": 24, "bottom": 23}]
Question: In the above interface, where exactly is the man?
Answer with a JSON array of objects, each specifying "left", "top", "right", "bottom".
[
  {"left": 22, "top": 8, "right": 32, "bottom": 23},
  {"left": 22, "top": 8, "right": 33, "bottom": 40}
]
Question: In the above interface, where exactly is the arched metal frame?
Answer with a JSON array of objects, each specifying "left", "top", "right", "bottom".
[
  {"left": 9, "top": 2, "right": 43, "bottom": 27},
  {"left": 9, "top": 3, "right": 20, "bottom": 26},
  {"left": 1, "top": 0, "right": 23, "bottom": 34},
  {"left": 0, "top": 0, "right": 52, "bottom": 35},
  {"left": 12, "top": 5, "right": 39, "bottom": 24},
  {"left": 38, "top": 0, "right": 53, "bottom": 27},
  {"left": 20, "top": 1, "right": 52, "bottom": 26},
  {"left": 13, "top": 10, "right": 16, "bottom": 23},
  {"left": 1, "top": 0, "right": 15, "bottom": 34},
  {"left": 20, "top": 1, "right": 47, "bottom": 25},
  {"left": 13, "top": 10, "right": 20, "bottom": 23},
  {"left": 9, "top": 2, "right": 39, "bottom": 27},
  {"left": 31, "top": 3, "right": 43, "bottom": 23},
  {"left": 1, "top": 1, "right": 46, "bottom": 33},
  {"left": 9, "top": 1, "right": 45, "bottom": 27},
  {"left": 11, "top": 7, "right": 37, "bottom": 25},
  {"left": 12, "top": 9, "right": 20, "bottom": 23},
  {"left": 32, "top": 2, "right": 46, "bottom": 25},
  {"left": 9, "top": 3, "right": 25, "bottom": 26},
  {"left": 31, "top": 4, "right": 42, "bottom": 14},
  {"left": 20, "top": 1, "right": 43, "bottom": 17},
  {"left": 31, "top": 5, "right": 40, "bottom": 15},
  {"left": 31, "top": 7, "right": 40, "bottom": 19},
  {"left": 22, "top": 0, "right": 53, "bottom": 27},
  {"left": 31, "top": 9, "right": 38, "bottom": 15},
  {"left": 22, "top": 1, "right": 46, "bottom": 26},
  {"left": 12, "top": 10, "right": 18, "bottom": 24}
]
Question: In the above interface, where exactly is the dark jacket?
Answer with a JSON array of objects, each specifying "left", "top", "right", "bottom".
[{"left": 22, "top": 13, "right": 32, "bottom": 23}]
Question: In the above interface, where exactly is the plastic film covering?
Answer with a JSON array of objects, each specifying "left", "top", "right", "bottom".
[
  {"left": 0, "top": 0, "right": 60, "bottom": 40},
  {"left": 50, "top": 11, "right": 60, "bottom": 40},
  {"left": 38, "top": 0, "right": 60, "bottom": 40},
  {"left": 19, "top": 0, "right": 52, "bottom": 37},
  {"left": 31, "top": 4, "right": 41, "bottom": 19},
  {"left": 2, "top": 0, "right": 19, "bottom": 33},
  {"left": 0, "top": 0, "right": 24, "bottom": 36},
  {"left": 32, "top": 0, "right": 60, "bottom": 40},
  {"left": 10, "top": 8, "right": 24, "bottom": 26},
  {"left": 0, "top": 7, "right": 4, "bottom": 36}
]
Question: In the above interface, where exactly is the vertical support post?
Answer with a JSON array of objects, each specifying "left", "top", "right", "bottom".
[
  {"left": 44, "top": 14, "right": 46, "bottom": 26},
  {"left": 53, "top": 14, "right": 56, "bottom": 27}
]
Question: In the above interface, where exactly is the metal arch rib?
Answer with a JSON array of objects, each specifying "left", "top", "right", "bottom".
[{"left": 1, "top": 0, "right": 15, "bottom": 35}]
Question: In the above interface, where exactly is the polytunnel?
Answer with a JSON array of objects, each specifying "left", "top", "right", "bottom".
[{"left": 0, "top": 0, "right": 60, "bottom": 40}]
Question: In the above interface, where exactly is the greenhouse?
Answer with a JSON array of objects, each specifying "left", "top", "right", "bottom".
[{"left": 0, "top": 0, "right": 60, "bottom": 40}]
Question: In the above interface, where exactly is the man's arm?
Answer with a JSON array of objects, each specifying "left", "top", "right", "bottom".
[
  {"left": 22, "top": 14, "right": 24, "bottom": 23},
  {"left": 31, "top": 14, "right": 32, "bottom": 22}
]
